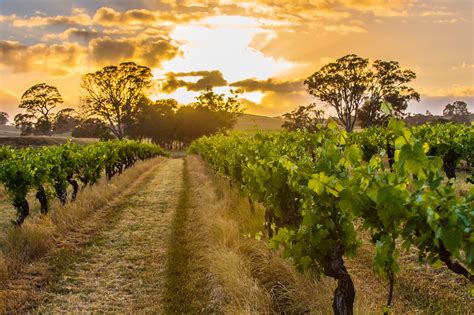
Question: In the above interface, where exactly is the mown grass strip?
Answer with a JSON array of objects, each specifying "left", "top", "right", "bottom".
[{"left": 163, "top": 158, "right": 212, "bottom": 314}]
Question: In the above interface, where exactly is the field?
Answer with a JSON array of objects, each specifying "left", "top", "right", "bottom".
[{"left": 0, "top": 121, "right": 473, "bottom": 314}]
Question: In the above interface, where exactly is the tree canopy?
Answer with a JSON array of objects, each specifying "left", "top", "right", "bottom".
[
  {"left": 14, "top": 83, "right": 63, "bottom": 135},
  {"left": 0, "top": 112, "right": 8, "bottom": 125},
  {"left": 443, "top": 101, "right": 470, "bottom": 116},
  {"left": 80, "top": 62, "right": 152, "bottom": 139},
  {"left": 282, "top": 103, "right": 325, "bottom": 132},
  {"left": 304, "top": 54, "right": 419, "bottom": 132},
  {"left": 16, "top": 83, "right": 63, "bottom": 135}
]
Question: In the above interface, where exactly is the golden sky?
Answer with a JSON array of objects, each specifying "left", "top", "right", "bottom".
[{"left": 0, "top": 0, "right": 473, "bottom": 118}]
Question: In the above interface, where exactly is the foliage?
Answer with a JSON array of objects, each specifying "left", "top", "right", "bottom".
[
  {"left": 190, "top": 119, "right": 473, "bottom": 313},
  {"left": 282, "top": 103, "right": 325, "bottom": 132},
  {"left": 71, "top": 118, "right": 112, "bottom": 139},
  {"left": 443, "top": 101, "right": 470, "bottom": 116},
  {"left": 15, "top": 83, "right": 64, "bottom": 135},
  {"left": 304, "top": 54, "right": 419, "bottom": 132},
  {"left": 53, "top": 108, "right": 80, "bottom": 133},
  {"left": 80, "top": 62, "right": 153, "bottom": 139},
  {"left": 359, "top": 60, "right": 420, "bottom": 127},
  {"left": 0, "top": 112, "right": 8, "bottom": 125},
  {"left": 130, "top": 89, "right": 242, "bottom": 148},
  {"left": 0, "top": 140, "right": 168, "bottom": 225}
]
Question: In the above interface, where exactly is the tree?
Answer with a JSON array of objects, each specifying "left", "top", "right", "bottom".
[
  {"left": 282, "top": 103, "right": 325, "bottom": 132},
  {"left": 305, "top": 55, "right": 419, "bottom": 132},
  {"left": 53, "top": 108, "right": 80, "bottom": 134},
  {"left": 71, "top": 118, "right": 112, "bottom": 139},
  {"left": 305, "top": 54, "right": 371, "bottom": 132},
  {"left": 18, "top": 83, "right": 63, "bottom": 135},
  {"left": 80, "top": 62, "right": 152, "bottom": 139},
  {"left": 129, "top": 97, "right": 178, "bottom": 147},
  {"left": 0, "top": 112, "right": 8, "bottom": 125},
  {"left": 359, "top": 60, "right": 419, "bottom": 127},
  {"left": 443, "top": 101, "right": 470, "bottom": 116},
  {"left": 14, "top": 113, "right": 35, "bottom": 135}
]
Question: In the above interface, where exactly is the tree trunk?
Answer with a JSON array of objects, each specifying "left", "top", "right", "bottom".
[
  {"left": 36, "top": 186, "right": 49, "bottom": 214},
  {"left": 324, "top": 243, "right": 355, "bottom": 315}
]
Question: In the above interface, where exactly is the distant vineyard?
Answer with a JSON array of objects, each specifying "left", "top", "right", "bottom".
[
  {"left": 189, "top": 120, "right": 473, "bottom": 314},
  {"left": 0, "top": 140, "right": 168, "bottom": 225}
]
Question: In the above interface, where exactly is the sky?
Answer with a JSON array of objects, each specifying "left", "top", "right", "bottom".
[{"left": 0, "top": 0, "right": 473, "bottom": 119}]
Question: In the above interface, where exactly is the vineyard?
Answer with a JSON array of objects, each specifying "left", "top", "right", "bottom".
[
  {"left": 0, "top": 141, "right": 168, "bottom": 225},
  {"left": 0, "top": 120, "right": 472, "bottom": 314},
  {"left": 190, "top": 119, "right": 474, "bottom": 314}
]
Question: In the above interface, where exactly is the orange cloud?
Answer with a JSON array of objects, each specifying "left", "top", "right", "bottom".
[
  {"left": 423, "top": 85, "right": 474, "bottom": 97},
  {"left": 3, "top": 8, "right": 92, "bottom": 27},
  {"left": 43, "top": 28, "right": 99, "bottom": 42},
  {"left": 324, "top": 24, "right": 367, "bottom": 34},
  {"left": 0, "top": 40, "right": 85, "bottom": 76},
  {"left": 93, "top": 7, "right": 204, "bottom": 27}
]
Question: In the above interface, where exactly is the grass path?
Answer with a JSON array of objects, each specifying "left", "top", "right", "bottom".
[{"left": 35, "top": 158, "right": 183, "bottom": 313}]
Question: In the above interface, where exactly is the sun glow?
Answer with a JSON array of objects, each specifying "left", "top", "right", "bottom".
[{"left": 159, "top": 15, "right": 294, "bottom": 83}]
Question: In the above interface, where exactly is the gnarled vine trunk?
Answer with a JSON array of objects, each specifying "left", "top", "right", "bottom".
[
  {"left": 13, "top": 197, "right": 29, "bottom": 226},
  {"left": 324, "top": 243, "right": 355, "bottom": 315},
  {"left": 68, "top": 178, "right": 79, "bottom": 201},
  {"left": 36, "top": 186, "right": 49, "bottom": 214}
]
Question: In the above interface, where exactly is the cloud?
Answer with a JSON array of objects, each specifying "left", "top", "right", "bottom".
[
  {"left": 230, "top": 78, "right": 304, "bottom": 93},
  {"left": 324, "top": 24, "right": 367, "bottom": 34},
  {"left": 2, "top": 8, "right": 92, "bottom": 27},
  {"left": 93, "top": 6, "right": 203, "bottom": 27},
  {"left": 0, "top": 40, "right": 85, "bottom": 76},
  {"left": 88, "top": 37, "right": 136, "bottom": 65},
  {"left": 43, "top": 27, "right": 99, "bottom": 42},
  {"left": 420, "top": 10, "right": 454, "bottom": 17},
  {"left": 88, "top": 36, "right": 181, "bottom": 68},
  {"left": 0, "top": 89, "right": 20, "bottom": 117},
  {"left": 340, "top": 0, "right": 413, "bottom": 16},
  {"left": 161, "top": 70, "right": 228, "bottom": 92},
  {"left": 422, "top": 85, "right": 474, "bottom": 97}
]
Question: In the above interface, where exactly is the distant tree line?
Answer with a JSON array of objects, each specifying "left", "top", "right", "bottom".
[
  {"left": 10, "top": 57, "right": 471, "bottom": 140},
  {"left": 12, "top": 62, "right": 242, "bottom": 147}
]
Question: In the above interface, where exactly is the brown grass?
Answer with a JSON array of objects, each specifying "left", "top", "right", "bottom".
[
  {"left": 190, "top": 154, "right": 474, "bottom": 314},
  {"left": 0, "top": 157, "right": 166, "bottom": 312}
]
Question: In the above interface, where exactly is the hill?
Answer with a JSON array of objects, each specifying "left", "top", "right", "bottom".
[{"left": 233, "top": 114, "right": 284, "bottom": 131}]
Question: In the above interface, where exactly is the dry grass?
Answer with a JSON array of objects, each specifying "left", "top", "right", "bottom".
[
  {"left": 0, "top": 157, "right": 166, "bottom": 312},
  {"left": 190, "top": 155, "right": 474, "bottom": 314},
  {"left": 35, "top": 158, "right": 182, "bottom": 313},
  {"left": 187, "top": 155, "right": 337, "bottom": 314}
]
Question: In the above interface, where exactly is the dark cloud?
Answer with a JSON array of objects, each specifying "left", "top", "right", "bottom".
[
  {"left": 161, "top": 70, "right": 228, "bottom": 92},
  {"left": 44, "top": 27, "right": 100, "bottom": 42},
  {"left": 89, "top": 37, "right": 135, "bottom": 65},
  {"left": 230, "top": 78, "right": 305, "bottom": 93},
  {"left": 88, "top": 36, "right": 180, "bottom": 67},
  {"left": 140, "top": 38, "right": 182, "bottom": 67}
]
